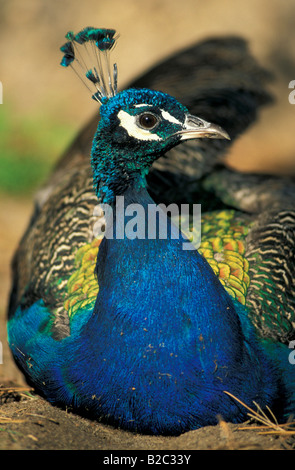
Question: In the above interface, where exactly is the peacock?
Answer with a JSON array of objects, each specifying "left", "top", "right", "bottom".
[{"left": 7, "top": 27, "right": 295, "bottom": 436}]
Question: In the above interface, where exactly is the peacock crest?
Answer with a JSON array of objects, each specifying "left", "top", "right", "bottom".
[{"left": 60, "top": 27, "right": 119, "bottom": 103}]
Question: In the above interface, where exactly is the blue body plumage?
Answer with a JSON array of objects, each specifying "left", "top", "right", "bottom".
[
  {"left": 8, "top": 185, "right": 295, "bottom": 434},
  {"left": 7, "top": 27, "right": 295, "bottom": 435}
]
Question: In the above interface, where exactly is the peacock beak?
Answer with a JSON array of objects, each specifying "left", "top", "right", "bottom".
[{"left": 178, "top": 114, "right": 230, "bottom": 141}]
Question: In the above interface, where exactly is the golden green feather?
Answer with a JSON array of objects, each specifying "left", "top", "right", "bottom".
[{"left": 64, "top": 209, "right": 253, "bottom": 321}]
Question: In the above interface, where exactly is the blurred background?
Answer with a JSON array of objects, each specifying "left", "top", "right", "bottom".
[{"left": 0, "top": 0, "right": 294, "bottom": 382}]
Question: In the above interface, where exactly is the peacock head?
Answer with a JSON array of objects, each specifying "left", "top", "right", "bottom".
[{"left": 60, "top": 27, "right": 229, "bottom": 200}]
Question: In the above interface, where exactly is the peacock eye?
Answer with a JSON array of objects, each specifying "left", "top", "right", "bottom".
[{"left": 137, "top": 112, "right": 159, "bottom": 130}]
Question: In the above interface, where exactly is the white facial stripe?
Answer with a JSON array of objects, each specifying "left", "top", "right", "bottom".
[
  {"left": 118, "top": 110, "right": 161, "bottom": 141},
  {"left": 133, "top": 103, "right": 153, "bottom": 108},
  {"left": 133, "top": 105, "right": 182, "bottom": 126},
  {"left": 160, "top": 109, "right": 182, "bottom": 125}
]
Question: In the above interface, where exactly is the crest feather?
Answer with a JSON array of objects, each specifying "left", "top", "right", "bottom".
[{"left": 60, "top": 27, "right": 119, "bottom": 103}]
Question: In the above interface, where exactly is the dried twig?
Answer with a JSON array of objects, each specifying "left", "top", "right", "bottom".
[
  {"left": 25, "top": 413, "right": 59, "bottom": 425},
  {"left": 0, "top": 384, "right": 35, "bottom": 403},
  {"left": 0, "top": 416, "right": 26, "bottom": 424},
  {"left": 224, "top": 390, "right": 295, "bottom": 436}
]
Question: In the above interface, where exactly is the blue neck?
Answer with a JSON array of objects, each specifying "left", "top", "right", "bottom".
[
  {"left": 9, "top": 181, "right": 285, "bottom": 434},
  {"left": 91, "top": 131, "right": 153, "bottom": 204},
  {"left": 93, "top": 184, "right": 244, "bottom": 355},
  {"left": 68, "top": 183, "right": 266, "bottom": 434}
]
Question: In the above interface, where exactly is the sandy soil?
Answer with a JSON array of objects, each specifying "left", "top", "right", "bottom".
[{"left": 0, "top": 384, "right": 294, "bottom": 451}]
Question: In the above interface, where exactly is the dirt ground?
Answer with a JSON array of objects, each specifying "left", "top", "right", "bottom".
[{"left": 1, "top": 383, "right": 295, "bottom": 451}]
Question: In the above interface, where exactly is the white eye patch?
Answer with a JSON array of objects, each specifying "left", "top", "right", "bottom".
[
  {"left": 117, "top": 108, "right": 183, "bottom": 141},
  {"left": 160, "top": 109, "right": 182, "bottom": 125},
  {"left": 118, "top": 110, "right": 161, "bottom": 141}
]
